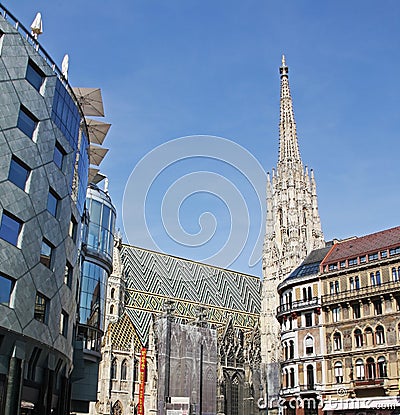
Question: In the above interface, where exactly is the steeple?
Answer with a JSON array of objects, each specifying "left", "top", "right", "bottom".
[
  {"left": 260, "top": 55, "right": 324, "bottom": 408},
  {"left": 278, "top": 54, "right": 302, "bottom": 168}
]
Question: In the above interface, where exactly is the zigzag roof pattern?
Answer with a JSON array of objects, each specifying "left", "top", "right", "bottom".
[{"left": 120, "top": 244, "right": 261, "bottom": 345}]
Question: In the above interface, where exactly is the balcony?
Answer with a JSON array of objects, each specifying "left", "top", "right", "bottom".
[
  {"left": 321, "top": 279, "right": 400, "bottom": 306},
  {"left": 354, "top": 379, "right": 384, "bottom": 387},
  {"left": 277, "top": 297, "right": 320, "bottom": 317}
]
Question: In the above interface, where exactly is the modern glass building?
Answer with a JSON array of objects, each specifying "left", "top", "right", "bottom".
[
  {"left": 71, "top": 183, "right": 116, "bottom": 413},
  {"left": 0, "top": 5, "right": 111, "bottom": 415}
]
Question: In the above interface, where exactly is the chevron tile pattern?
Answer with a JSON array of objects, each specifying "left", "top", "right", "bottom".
[{"left": 121, "top": 245, "right": 261, "bottom": 345}]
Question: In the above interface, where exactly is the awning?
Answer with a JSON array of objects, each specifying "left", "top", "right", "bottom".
[
  {"left": 85, "top": 118, "right": 111, "bottom": 145},
  {"left": 72, "top": 87, "right": 105, "bottom": 117},
  {"left": 88, "top": 167, "right": 106, "bottom": 184},
  {"left": 89, "top": 145, "right": 109, "bottom": 166}
]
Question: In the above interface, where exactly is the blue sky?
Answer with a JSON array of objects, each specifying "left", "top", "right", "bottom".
[{"left": 5, "top": 1, "right": 400, "bottom": 276}]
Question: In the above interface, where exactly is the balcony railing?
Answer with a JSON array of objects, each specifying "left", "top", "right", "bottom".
[
  {"left": 322, "top": 279, "right": 400, "bottom": 305},
  {"left": 277, "top": 297, "right": 320, "bottom": 316}
]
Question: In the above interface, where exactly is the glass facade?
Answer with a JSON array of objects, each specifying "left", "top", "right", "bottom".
[
  {"left": 79, "top": 261, "right": 107, "bottom": 330},
  {"left": 86, "top": 191, "right": 115, "bottom": 260},
  {"left": 76, "top": 132, "right": 89, "bottom": 215}
]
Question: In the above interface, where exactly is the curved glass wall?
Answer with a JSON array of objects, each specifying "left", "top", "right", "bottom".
[
  {"left": 79, "top": 260, "right": 107, "bottom": 331},
  {"left": 86, "top": 187, "right": 116, "bottom": 261}
]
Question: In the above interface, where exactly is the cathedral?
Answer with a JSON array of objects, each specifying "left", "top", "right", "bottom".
[{"left": 89, "top": 55, "right": 324, "bottom": 415}]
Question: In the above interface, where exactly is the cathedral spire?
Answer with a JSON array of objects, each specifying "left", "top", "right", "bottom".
[{"left": 278, "top": 54, "right": 302, "bottom": 167}]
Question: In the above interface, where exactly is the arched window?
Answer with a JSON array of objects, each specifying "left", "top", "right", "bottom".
[
  {"left": 366, "top": 357, "right": 375, "bottom": 379},
  {"left": 231, "top": 376, "right": 239, "bottom": 415},
  {"left": 305, "top": 336, "right": 314, "bottom": 355},
  {"left": 376, "top": 325, "right": 385, "bottom": 344},
  {"left": 121, "top": 359, "right": 127, "bottom": 380},
  {"left": 289, "top": 341, "right": 294, "bottom": 359},
  {"left": 355, "top": 359, "right": 364, "bottom": 380},
  {"left": 365, "top": 327, "right": 374, "bottom": 346},
  {"left": 110, "top": 287, "right": 115, "bottom": 299},
  {"left": 289, "top": 368, "right": 295, "bottom": 387},
  {"left": 111, "top": 358, "right": 117, "bottom": 380},
  {"left": 110, "top": 304, "right": 114, "bottom": 315},
  {"left": 334, "top": 361, "right": 343, "bottom": 383},
  {"left": 306, "top": 365, "right": 314, "bottom": 390},
  {"left": 377, "top": 356, "right": 387, "bottom": 378},
  {"left": 354, "top": 329, "right": 363, "bottom": 348},
  {"left": 283, "top": 369, "right": 288, "bottom": 388},
  {"left": 333, "top": 332, "right": 342, "bottom": 351},
  {"left": 113, "top": 401, "right": 123, "bottom": 415},
  {"left": 284, "top": 342, "right": 288, "bottom": 360}
]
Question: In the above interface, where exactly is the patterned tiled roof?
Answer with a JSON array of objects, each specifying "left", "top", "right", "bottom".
[
  {"left": 121, "top": 244, "right": 261, "bottom": 345},
  {"left": 321, "top": 226, "right": 400, "bottom": 265}
]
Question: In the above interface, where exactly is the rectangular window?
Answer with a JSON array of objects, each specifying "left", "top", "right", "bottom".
[
  {"left": 53, "top": 142, "right": 65, "bottom": 169},
  {"left": 8, "top": 157, "right": 30, "bottom": 190},
  {"left": 329, "top": 282, "right": 334, "bottom": 294},
  {"left": 26, "top": 60, "right": 44, "bottom": 91},
  {"left": 360, "top": 255, "right": 366, "bottom": 264},
  {"left": 305, "top": 313, "right": 312, "bottom": 327},
  {"left": 332, "top": 307, "right": 340, "bottom": 322},
  {"left": 374, "top": 300, "right": 382, "bottom": 315},
  {"left": 349, "top": 277, "right": 354, "bottom": 291},
  {"left": 348, "top": 258, "right": 358, "bottom": 266},
  {"left": 353, "top": 303, "right": 361, "bottom": 319},
  {"left": 340, "top": 261, "right": 346, "bottom": 268},
  {"left": 60, "top": 310, "right": 68, "bottom": 337},
  {"left": 355, "top": 276, "right": 360, "bottom": 289},
  {"left": 334, "top": 280, "right": 339, "bottom": 293},
  {"left": 47, "top": 189, "right": 59, "bottom": 217},
  {"left": 40, "top": 239, "right": 53, "bottom": 268},
  {"left": 0, "top": 274, "right": 13, "bottom": 306},
  {"left": 17, "top": 106, "right": 37, "bottom": 139},
  {"left": 381, "top": 250, "right": 388, "bottom": 258},
  {"left": 0, "top": 211, "right": 22, "bottom": 246},
  {"left": 368, "top": 252, "right": 378, "bottom": 261},
  {"left": 329, "top": 263, "right": 338, "bottom": 271},
  {"left": 389, "top": 247, "right": 400, "bottom": 256},
  {"left": 64, "top": 262, "right": 73, "bottom": 288},
  {"left": 34, "top": 293, "right": 48, "bottom": 323}
]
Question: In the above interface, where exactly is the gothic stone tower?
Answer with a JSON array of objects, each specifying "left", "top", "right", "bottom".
[{"left": 260, "top": 56, "right": 324, "bottom": 410}]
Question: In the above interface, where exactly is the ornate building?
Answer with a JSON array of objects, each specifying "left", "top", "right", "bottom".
[{"left": 261, "top": 56, "right": 325, "bottom": 410}]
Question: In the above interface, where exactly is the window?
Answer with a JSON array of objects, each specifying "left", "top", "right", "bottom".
[
  {"left": 329, "top": 263, "right": 338, "bottom": 271},
  {"left": 340, "top": 261, "right": 346, "bottom": 268},
  {"left": 305, "top": 313, "right": 312, "bottom": 327},
  {"left": 360, "top": 255, "right": 366, "bottom": 264},
  {"left": 334, "top": 280, "right": 339, "bottom": 293},
  {"left": 69, "top": 216, "right": 77, "bottom": 241},
  {"left": 26, "top": 60, "right": 44, "bottom": 91},
  {"left": 333, "top": 332, "right": 342, "bottom": 351},
  {"left": 376, "top": 271, "right": 381, "bottom": 285},
  {"left": 376, "top": 325, "right": 385, "bottom": 344},
  {"left": 393, "top": 267, "right": 398, "bottom": 282},
  {"left": 111, "top": 288, "right": 115, "bottom": 299},
  {"left": 0, "top": 211, "right": 22, "bottom": 246},
  {"left": 365, "top": 327, "right": 374, "bottom": 346},
  {"left": 40, "top": 239, "right": 53, "bottom": 268},
  {"left": 111, "top": 358, "right": 117, "bottom": 379},
  {"left": 289, "top": 341, "right": 294, "bottom": 359},
  {"left": 0, "top": 274, "right": 13, "bottom": 306},
  {"left": 34, "top": 292, "right": 48, "bottom": 323},
  {"left": 334, "top": 362, "right": 343, "bottom": 383},
  {"left": 355, "top": 359, "right": 364, "bottom": 380},
  {"left": 64, "top": 262, "right": 73, "bottom": 287},
  {"left": 121, "top": 359, "right": 127, "bottom": 380},
  {"left": 307, "top": 287, "right": 312, "bottom": 300},
  {"left": 352, "top": 303, "right": 361, "bottom": 319},
  {"left": 47, "top": 189, "right": 59, "bottom": 217},
  {"left": 289, "top": 368, "right": 295, "bottom": 388},
  {"left": 332, "top": 307, "right": 340, "bottom": 322},
  {"left": 349, "top": 277, "right": 354, "bottom": 291},
  {"left": 17, "top": 106, "right": 37, "bottom": 139},
  {"left": 305, "top": 336, "right": 314, "bottom": 355},
  {"left": 377, "top": 356, "right": 387, "bottom": 378},
  {"left": 366, "top": 357, "right": 375, "bottom": 379},
  {"left": 374, "top": 300, "right": 382, "bottom": 315},
  {"left": 283, "top": 342, "right": 288, "bottom": 360},
  {"left": 368, "top": 252, "right": 378, "bottom": 261},
  {"left": 329, "top": 281, "right": 334, "bottom": 294},
  {"left": 306, "top": 365, "right": 314, "bottom": 390},
  {"left": 390, "top": 247, "right": 400, "bottom": 256},
  {"left": 355, "top": 276, "right": 360, "bottom": 289},
  {"left": 110, "top": 304, "right": 114, "bottom": 315},
  {"left": 27, "top": 347, "right": 41, "bottom": 381},
  {"left": 8, "top": 157, "right": 30, "bottom": 190},
  {"left": 354, "top": 329, "right": 363, "bottom": 348},
  {"left": 370, "top": 272, "right": 376, "bottom": 286},
  {"left": 381, "top": 250, "right": 388, "bottom": 258},
  {"left": 348, "top": 258, "right": 358, "bottom": 266},
  {"left": 53, "top": 142, "right": 65, "bottom": 169},
  {"left": 60, "top": 310, "right": 68, "bottom": 337}
]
